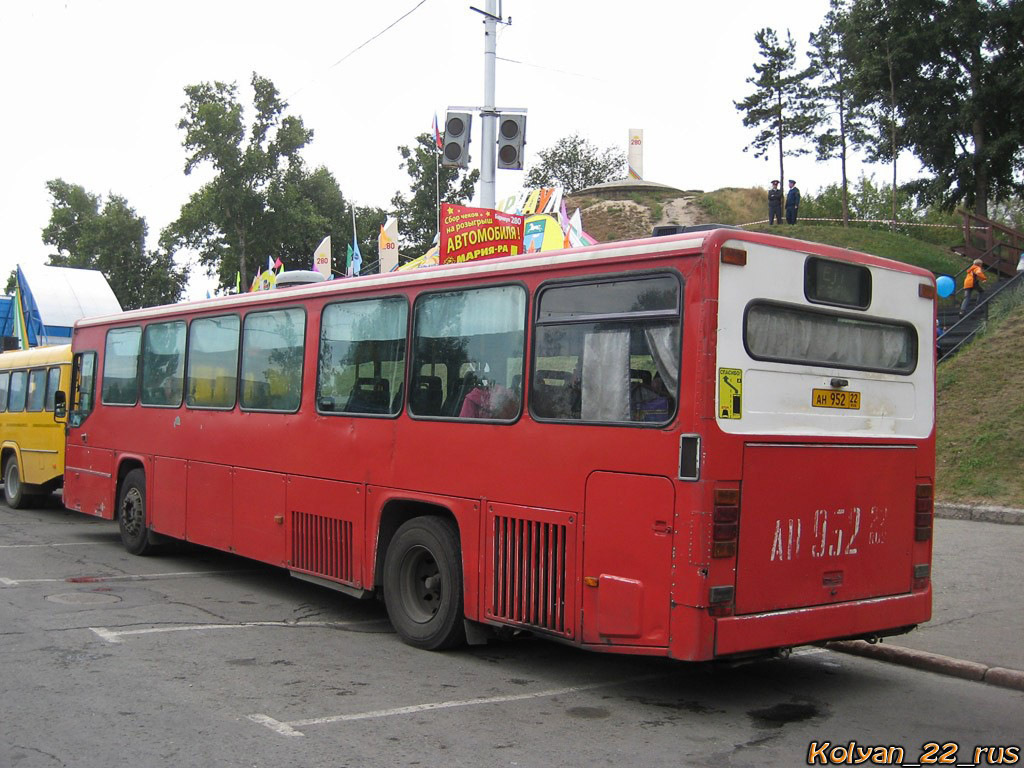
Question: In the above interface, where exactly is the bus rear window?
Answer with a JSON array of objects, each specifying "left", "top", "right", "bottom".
[
  {"left": 745, "top": 302, "right": 917, "bottom": 374},
  {"left": 805, "top": 257, "right": 871, "bottom": 309}
]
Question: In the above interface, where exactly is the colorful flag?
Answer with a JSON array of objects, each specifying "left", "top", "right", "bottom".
[
  {"left": 378, "top": 217, "right": 399, "bottom": 273},
  {"left": 345, "top": 243, "right": 353, "bottom": 277},
  {"left": 566, "top": 208, "right": 585, "bottom": 248},
  {"left": 313, "top": 236, "right": 332, "bottom": 278},
  {"left": 15, "top": 266, "right": 44, "bottom": 347},
  {"left": 274, "top": 257, "right": 283, "bottom": 271},
  {"left": 351, "top": 239, "right": 362, "bottom": 276},
  {"left": 433, "top": 113, "right": 443, "bottom": 151},
  {"left": 12, "top": 277, "right": 29, "bottom": 350}
]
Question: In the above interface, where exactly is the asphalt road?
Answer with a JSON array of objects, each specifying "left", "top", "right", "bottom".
[{"left": 2, "top": 499, "right": 1021, "bottom": 768}]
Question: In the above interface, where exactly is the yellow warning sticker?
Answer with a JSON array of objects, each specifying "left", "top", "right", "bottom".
[{"left": 718, "top": 368, "right": 743, "bottom": 419}]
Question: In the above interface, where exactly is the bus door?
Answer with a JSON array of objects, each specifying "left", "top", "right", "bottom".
[
  {"left": 582, "top": 473, "right": 674, "bottom": 647},
  {"left": 63, "top": 351, "right": 114, "bottom": 518},
  {"left": 714, "top": 239, "right": 935, "bottom": 617}
]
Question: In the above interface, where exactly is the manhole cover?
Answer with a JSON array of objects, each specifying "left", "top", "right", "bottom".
[{"left": 45, "top": 591, "right": 122, "bottom": 605}]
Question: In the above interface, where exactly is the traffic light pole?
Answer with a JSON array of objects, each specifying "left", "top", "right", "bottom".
[{"left": 479, "top": 0, "right": 498, "bottom": 210}]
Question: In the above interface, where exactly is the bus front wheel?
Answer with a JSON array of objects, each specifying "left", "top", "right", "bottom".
[
  {"left": 4, "top": 457, "right": 27, "bottom": 509},
  {"left": 118, "top": 469, "right": 154, "bottom": 556},
  {"left": 383, "top": 516, "right": 466, "bottom": 651}
]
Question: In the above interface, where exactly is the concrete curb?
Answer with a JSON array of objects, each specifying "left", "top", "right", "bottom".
[
  {"left": 826, "top": 640, "right": 1024, "bottom": 692},
  {"left": 935, "top": 503, "right": 1024, "bottom": 526}
]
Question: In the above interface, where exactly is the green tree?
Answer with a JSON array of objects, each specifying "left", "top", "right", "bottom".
[
  {"left": 523, "top": 134, "right": 625, "bottom": 193},
  {"left": 390, "top": 133, "right": 478, "bottom": 261},
  {"left": 734, "top": 28, "right": 819, "bottom": 188},
  {"left": 263, "top": 166, "right": 386, "bottom": 277},
  {"left": 162, "top": 73, "right": 323, "bottom": 291},
  {"left": 41, "top": 179, "right": 187, "bottom": 309},
  {"left": 844, "top": 0, "right": 1024, "bottom": 217},
  {"left": 808, "top": 6, "right": 870, "bottom": 225}
]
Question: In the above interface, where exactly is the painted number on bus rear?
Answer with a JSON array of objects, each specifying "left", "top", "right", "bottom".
[{"left": 770, "top": 506, "right": 889, "bottom": 562}]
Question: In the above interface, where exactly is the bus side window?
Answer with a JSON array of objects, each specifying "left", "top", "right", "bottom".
[
  {"left": 240, "top": 308, "right": 305, "bottom": 412},
  {"left": 532, "top": 274, "right": 682, "bottom": 425},
  {"left": 0, "top": 371, "right": 9, "bottom": 413},
  {"left": 70, "top": 352, "right": 97, "bottom": 427},
  {"left": 318, "top": 297, "right": 407, "bottom": 417},
  {"left": 411, "top": 285, "right": 525, "bottom": 421}
]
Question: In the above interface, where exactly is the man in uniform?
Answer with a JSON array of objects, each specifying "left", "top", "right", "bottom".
[
  {"left": 786, "top": 179, "right": 800, "bottom": 224},
  {"left": 767, "top": 180, "right": 783, "bottom": 225}
]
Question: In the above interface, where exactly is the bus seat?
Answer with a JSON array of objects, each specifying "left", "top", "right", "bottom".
[
  {"left": 345, "top": 377, "right": 391, "bottom": 414},
  {"left": 630, "top": 368, "right": 652, "bottom": 387},
  {"left": 443, "top": 371, "right": 478, "bottom": 416},
  {"left": 410, "top": 375, "right": 443, "bottom": 416},
  {"left": 531, "top": 369, "right": 574, "bottom": 419}
]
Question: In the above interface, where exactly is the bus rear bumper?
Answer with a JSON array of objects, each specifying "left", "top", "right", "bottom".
[{"left": 714, "top": 590, "right": 931, "bottom": 657}]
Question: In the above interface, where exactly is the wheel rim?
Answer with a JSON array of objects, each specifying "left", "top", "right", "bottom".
[
  {"left": 6, "top": 463, "right": 19, "bottom": 499},
  {"left": 397, "top": 544, "right": 443, "bottom": 624},
  {"left": 121, "top": 487, "right": 144, "bottom": 537}
]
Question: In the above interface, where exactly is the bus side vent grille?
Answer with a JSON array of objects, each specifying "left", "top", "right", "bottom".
[
  {"left": 491, "top": 515, "right": 568, "bottom": 635},
  {"left": 292, "top": 511, "right": 354, "bottom": 583}
]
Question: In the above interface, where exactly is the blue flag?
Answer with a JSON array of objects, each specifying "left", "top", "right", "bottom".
[
  {"left": 16, "top": 266, "right": 45, "bottom": 346},
  {"left": 351, "top": 239, "right": 362, "bottom": 276}
]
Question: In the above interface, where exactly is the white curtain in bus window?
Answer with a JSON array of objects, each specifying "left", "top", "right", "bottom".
[
  {"left": 8, "top": 371, "right": 27, "bottom": 412},
  {"left": 318, "top": 297, "right": 407, "bottom": 415},
  {"left": 26, "top": 369, "right": 47, "bottom": 412},
  {"left": 532, "top": 274, "right": 681, "bottom": 424},
  {"left": 240, "top": 308, "right": 306, "bottom": 412},
  {"left": 745, "top": 304, "right": 916, "bottom": 374},
  {"left": 141, "top": 321, "right": 186, "bottom": 407},
  {"left": 412, "top": 285, "right": 525, "bottom": 420},
  {"left": 102, "top": 327, "right": 141, "bottom": 405},
  {"left": 0, "top": 371, "right": 8, "bottom": 412},
  {"left": 186, "top": 315, "right": 240, "bottom": 409}
]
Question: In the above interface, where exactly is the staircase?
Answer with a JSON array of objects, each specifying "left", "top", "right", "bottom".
[
  {"left": 954, "top": 211, "right": 1024, "bottom": 278},
  {"left": 938, "top": 271, "right": 1024, "bottom": 363}
]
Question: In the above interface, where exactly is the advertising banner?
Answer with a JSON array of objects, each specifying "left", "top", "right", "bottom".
[{"left": 440, "top": 203, "right": 525, "bottom": 265}]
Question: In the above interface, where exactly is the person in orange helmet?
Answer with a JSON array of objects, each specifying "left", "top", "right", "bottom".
[{"left": 959, "top": 259, "right": 987, "bottom": 315}]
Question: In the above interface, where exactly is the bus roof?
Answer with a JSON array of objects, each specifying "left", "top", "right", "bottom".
[{"left": 74, "top": 228, "right": 933, "bottom": 328}]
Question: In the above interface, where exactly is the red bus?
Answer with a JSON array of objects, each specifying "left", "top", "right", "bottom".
[{"left": 58, "top": 228, "right": 935, "bottom": 660}]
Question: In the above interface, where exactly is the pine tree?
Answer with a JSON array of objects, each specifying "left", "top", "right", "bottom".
[{"left": 734, "top": 28, "right": 819, "bottom": 188}]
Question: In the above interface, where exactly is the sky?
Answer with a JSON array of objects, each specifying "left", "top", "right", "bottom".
[{"left": 1, "top": 0, "right": 888, "bottom": 300}]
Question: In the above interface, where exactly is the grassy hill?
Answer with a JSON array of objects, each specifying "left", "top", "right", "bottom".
[
  {"left": 935, "top": 296, "right": 1024, "bottom": 505},
  {"left": 572, "top": 186, "right": 1022, "bottom": 507}
]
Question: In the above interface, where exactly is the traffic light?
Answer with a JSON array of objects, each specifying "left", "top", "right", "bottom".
[
  {"left": 496, "top": 114, "right": 527, "bottom": 170},
  {"left": 442, "top": 111, "right": 472, "bottom": 168}
]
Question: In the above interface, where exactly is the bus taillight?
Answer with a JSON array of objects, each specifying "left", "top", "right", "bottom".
[
  {"left": 914, "top": 482, "right": 933, "bottom": 541},
  {"left": 712, "top": 487, "right": 740, "bottom": 558}
]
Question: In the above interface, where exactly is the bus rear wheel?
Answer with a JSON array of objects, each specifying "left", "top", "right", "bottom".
[
  {"left": 118, "top": 469, "right": 154, "bottom": 556},
  {"left": 383, "top": 516, "right": 466, "bottom": 651},
  {"left": 4, "top": 456, "right": 28, "bottom": 509}
]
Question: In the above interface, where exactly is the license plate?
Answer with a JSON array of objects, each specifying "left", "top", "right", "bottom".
[{"left": 812, "top": 388, "right": 861, "bottom": 410}]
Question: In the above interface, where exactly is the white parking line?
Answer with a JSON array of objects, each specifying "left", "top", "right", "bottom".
[
  {"left": 0, "top": 542, "right": 95, "bottom": 548},
  {"left": 91, "top": 619, "right": 389, "bottom": 644},
  {"left": 0, "top": 569, "right": 251, "bottom": 587},
  {"left": 249, "top": 675, "right": 659, "bottom": 737}
]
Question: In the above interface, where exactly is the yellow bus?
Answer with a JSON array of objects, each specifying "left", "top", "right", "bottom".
[{"left": 0, "top": 344, "right": 71, "bottom": 508}]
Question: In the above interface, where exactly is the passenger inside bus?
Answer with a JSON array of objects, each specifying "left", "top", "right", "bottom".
[{"left": 633, "top": 372, "right": 674, "bottom": 422}]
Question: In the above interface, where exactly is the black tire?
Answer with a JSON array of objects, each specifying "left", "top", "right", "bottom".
[
  {"left": 4, "top": 456, "right": 28, "bottom": 509},
  {"left": 383, "top": 516, "right": 466, "bottom": 650},
  {"left": 117, "top": 469, "right": 154, "bottom": 556}
]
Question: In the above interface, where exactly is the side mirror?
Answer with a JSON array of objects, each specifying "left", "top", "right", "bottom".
[{"left": 53, "top": 390, "right": 67, "bottom": 421}]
